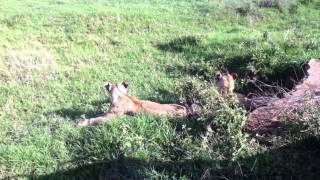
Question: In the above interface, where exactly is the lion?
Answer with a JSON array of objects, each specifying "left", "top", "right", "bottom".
[
  {"left": 216, "top": 70, "right": 262, "bottom": 111},
  {"left": 215, "top": 71, "right": 237, "bottom": 98},
  {"left": 78, "top": 81, "right": 189, "bottom": 126}
]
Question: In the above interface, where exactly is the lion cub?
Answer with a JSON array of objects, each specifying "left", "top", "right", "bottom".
[
  {"left": 215, "top": 71, "right": 237, "bottom": 98},
  {"left": 78, "top": 81, "right": 188, "bottom": 126},
  {"left": 215, "top": 71, "right": 261, "bottom": 111}
]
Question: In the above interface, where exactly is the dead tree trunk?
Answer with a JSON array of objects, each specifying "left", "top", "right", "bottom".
[{"left": 243, "top": 59, "right": 320, "bottom": 135}]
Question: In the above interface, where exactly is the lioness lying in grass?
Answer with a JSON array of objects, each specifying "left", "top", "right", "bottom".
[{"left": 78, "top": 81, "right": 189, "bottom": 126}]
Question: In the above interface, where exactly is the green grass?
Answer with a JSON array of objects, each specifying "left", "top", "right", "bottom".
[{"left": 0, "top": 0, "right": 320, "bottom": 179}]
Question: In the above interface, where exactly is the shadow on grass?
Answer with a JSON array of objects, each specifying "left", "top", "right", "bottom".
[
  {"left": 156, "top": 36, "right": 252, "bottom": 79},
  {"left": 156, "top": 36, "right": 200, "bottom": 53},
  {"left": 157, "top": 35, "right": 308, "bottom": 97},
  {"left": 19, "top": 136, "right": 320, "bottom": 179},
  {"left": 32, "top": 158, "right": 215, "bottom": 180},
  {"left": 143, "top": 86, "right": 185, "bottom": 105},
  {"left": 48, "top": 99, "right": 108, "bottom": 122}
]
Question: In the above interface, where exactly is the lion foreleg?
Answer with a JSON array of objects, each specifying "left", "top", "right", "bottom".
[{"left": 78, "top": 112, "right": 120, "bottom": 127}]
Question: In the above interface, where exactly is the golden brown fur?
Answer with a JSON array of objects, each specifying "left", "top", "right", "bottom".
[
  {"left": 78, "top": 81, "right": 188, "bottom": 126},
  {"left": 215, "top": 71, "right": 237, "bottom": 98}
]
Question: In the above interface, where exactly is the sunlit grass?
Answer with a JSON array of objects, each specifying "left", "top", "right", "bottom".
[{"left": 0, "top": 0, "right": 319, "bottom": 178}]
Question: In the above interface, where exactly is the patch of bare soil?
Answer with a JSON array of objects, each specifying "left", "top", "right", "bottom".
[
  {"left": 243, "top": 59, "right": 320, "bottom": 135},
  {"left": 0, "top": 49, "right": 57, "bottom": 84}
]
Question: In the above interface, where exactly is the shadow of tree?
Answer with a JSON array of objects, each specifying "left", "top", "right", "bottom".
[
  {"left": 142, "top": 88, "right": 178, "bottom": 104},
  {"left": 157, "top": 36, "right": 308, "bottom": 97},
  {"left": 156, "top": 36, "right": 200, "bottom": 53},
  {"left": 239, "top": 136, "right": 320, "bottom": 179},
  {"left": 32, "top": 158, "right": 215, "bottom": 180},
  {"left": 157, "top": 36, "right": 252, "bottom": 79},
  {"left": 143, "top": 86, "right": 185, "bottom": 105},
  {"left": 18, "top": 136, "right": 320, "bottom": 179}
]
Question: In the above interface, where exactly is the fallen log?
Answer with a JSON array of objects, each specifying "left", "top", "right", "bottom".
[
  {"left": 236, "top": 93, "right": 278, "bottom": 111},
  {"left": 243, "top": 59, "right": 320, "bottom": 135}
]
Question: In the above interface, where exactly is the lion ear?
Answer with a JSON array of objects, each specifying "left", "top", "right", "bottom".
[
  {"left": 231, "top": 73, "right": 238, "bottom": 80},
  {"left": 105, "top": 82, "right": 112, "bottom": 91},
  {"left": 122, "top": 81, "right": 129, "bottom": 88},
  {"left": 215, "top": 71, "right": 222, "bottom": 80}
]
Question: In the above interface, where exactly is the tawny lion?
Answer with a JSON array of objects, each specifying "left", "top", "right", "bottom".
[
  {"left": 215, "top": 71, "right": 237, "bottom": 98},
  {"left": 215, "top": 71, "right": 263, "bottom": 111},
  {"left": 78, "top": 81, "right": 189, "bottom": 126}
]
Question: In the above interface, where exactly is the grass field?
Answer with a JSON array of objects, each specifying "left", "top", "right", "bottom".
[{"left": 0, "top": 0, "right": 320, "bottom": 179}]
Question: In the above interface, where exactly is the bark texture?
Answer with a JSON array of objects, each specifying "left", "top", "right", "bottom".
[{"left": 243, "top": 59, "right": 320, "bottom": 134}]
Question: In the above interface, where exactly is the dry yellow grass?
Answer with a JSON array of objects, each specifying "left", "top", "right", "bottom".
[{"left": 0, "top": 49, "right": 57, "bottom": 84}]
